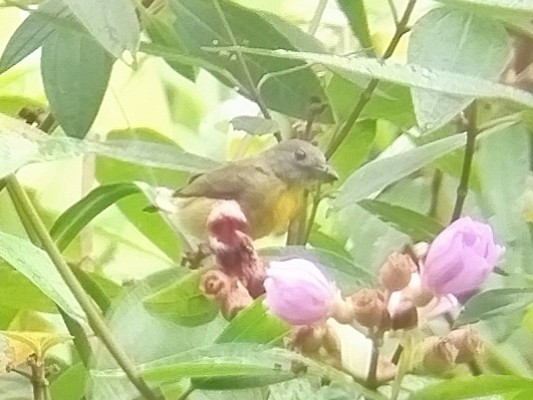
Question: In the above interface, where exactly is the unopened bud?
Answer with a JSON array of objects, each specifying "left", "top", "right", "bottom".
[
  {"left": 350, "top": 288, "right": 387, "bottom": 328},
  {"left": 421, "top": 337, "right": 458, "bottom": 374},
  {"left": 404, "top": 272, "right": 433, "bottom": 307},
  {"left": 387, "top": 291, "right": 418, "bottom": 330},
  {"left": 446, "top": 327, "right": 484, "bottom": 363},
  {"left": 379, "top": 253, "right": 417, "bottom": 292}
]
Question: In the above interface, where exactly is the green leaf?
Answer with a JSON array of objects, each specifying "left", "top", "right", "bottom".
[
  {"left": 409, "top": 376, "right": 533, "bottom": 400},
  {"left": 143, "top": 271, "right": 219, "bottom": 327},
  {"left": 216, "top": 298, "right": 289, "bottom": 344},
  {"left": 0, "top": 231, "right": 85, "bottom": 325},
  {"left": 358, "top": 199, "right": 444, "bottom": 241},
  {"left": 230, "top": 116, "right": 280, "bottom": 136},
  {"left": 168, "top": 0, "right": 332, "bottom": 122},
  {"left": 143, "top": 12, "right": 197, "bottom": 81},
  {"left": 476, "top": 122, "right": 533, "bottom": 274},
  {"left": 335, "top": 134, "right": 467, "bottom": 208},
  {"left": 336, "top": 0, "right": 374, "bottom": 55},
  {"left": 408, "top": 7, "right": 511, "bottom": 128},
  {"left": 260, "top": 245, "right": 375, "bottom": 293},
  {"left": 0, "top": 0, "right": 70, "bottom": 74},
  {"left": 436, "top": 0, "right": 533, "bottom": 16},
  {"left": 0, "top": 264, "right": 56, "bottom": 312},
  {"left": 141, "top": 344, "right": 296, "bottom": 390},
  {"left": 41, "top": 26, "right": 114, "bottom": 138},
  {"left": 144, "top": 363, "right": 294, "bottom": 390},
  {"left": 229, "top": 48, "right": 533, "bottom": 113},
  {"left": 50, "top": 182, "right": 140, "bottom": 251},
  {"left": 329, "top": 120, "right": 376, "bottom": 181},
  {"left": 0, "top": 113, "right": 219, "bottom": 179},
  {"left": 327, "top": 74, "right": 415, "bottom": 128},
  {"left": 0, "top": 96, "right": 45, "bottom": 117},
  {"left": 62, "top": 0, "right": 140, "bottom": 58},
  {"left": 49, "top": 363, "right": 87, "bottom": 400},
  {"left": 457, "top": 288, "right": 533, "bottom": 325}
]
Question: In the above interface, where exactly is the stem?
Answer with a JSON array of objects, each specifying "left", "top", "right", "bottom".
[
  {"left": 325, "top": 0, "right": 417, "bottom": 159},
  {"left": 212, "top": 0, "right": 277, "bottom": 139},
  {"left": 308, "top": 0, "right": 328, "bottom": 36},
  {"left": 451, "top": 101, "right": 478, "bottom": 222},
  {"left": 28, "top": 354, "right": 45, "bottom": 400},
  {"left": 366, "top": 331, "right": 380, "bottom": 390},
  {"left": 304, "top": 186, "right": 322, "bottom": 243},
  {"left": 428, "top": 169, "right": 442, "bottom": 218},
  {"left": 387, "top": 0, "right": 400, "bottom": 26},
  {"left": 5, "top": 175, "right": 161, "bottom": 400}
]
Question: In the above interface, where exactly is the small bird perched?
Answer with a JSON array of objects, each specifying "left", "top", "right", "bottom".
[{"left": 157, "top": 139, "right": 338, "bottom": 244}]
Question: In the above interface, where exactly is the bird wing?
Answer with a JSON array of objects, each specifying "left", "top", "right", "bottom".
[{"left": 173, "top": 161, "right": 271, "bottom": 200}]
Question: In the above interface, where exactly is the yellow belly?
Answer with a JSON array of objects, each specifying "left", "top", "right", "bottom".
[{"left": 255, "top": 187, "right": 304, "bottom": 237}]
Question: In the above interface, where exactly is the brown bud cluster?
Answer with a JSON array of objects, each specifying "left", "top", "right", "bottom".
[
  {"left": 379, "top": 252, "right": 416, "bottom": 292},
  {"left": 446, "top": 326, "right": 484, "bottom": 364},
  {"left": 349, "top": 288, "right": 390, "bottom": 329},
  {"left": 200, "top": 270, "right": 253, "bottom": 320}
]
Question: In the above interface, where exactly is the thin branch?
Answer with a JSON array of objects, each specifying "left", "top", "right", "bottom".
[
  {"left": 387, "top": 0, "right": 400, "bottom": 26},
  {"left": 451, "top": 101, "right": 478, "bottom": 222},
  {"left": 308, "top": 0, "right": 328, "bottom": 36},
  {"left": 212, "top": 0, "right": 275, "bottom": 132},
  {"left": 4, "top": 175, "right": 161, "bottom": 400},
  {"left": 428, "top": 169, "right": 442, "bottom": 218},
  {"left": 325, "top": 0, "right": 417, "bottom": 159}
]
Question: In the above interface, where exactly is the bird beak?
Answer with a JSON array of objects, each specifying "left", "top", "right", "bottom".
[{"left": 317, "top": 164, "right": 339, "bottom": 183}]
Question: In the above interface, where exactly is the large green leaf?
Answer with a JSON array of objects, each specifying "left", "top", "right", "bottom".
[
  {"left": 436, "top": 0, "right": 533, "bottom": 16},
  {"left": 49, "top": 363, "right": 88, "bottom": 400},
  {"left": 326, "top": 74, "right": 415, "bottom": 128},
  {"left": 168, "top": 0, "right": 332, "bottom": 122},
  {"left": 457, "top": 288, "right": 533, "bottom": 325},
  {"left": 41, "top": 26, "right": 114, "bottom": 138},
  {"left": 141, "top": 345, "right": 298, "bottom": 390},
  {"left": 216, "top": 298, "right": 289, "bottom": 344},
  {"left": 260, "top": 245, "right": 375, "bottom": 293},
  {"left": 358, "top": 199, "right": 444, "bottom": 241},
  {"left": 476, "top": 122, "right": 533, "bottom": 275},
  {"left": 336, "top": 0, "right": 373, "bottom": 55},
  {"left": 335, "top": 134, "right": 466, "bottom": 208},
  {"left": 230, "top": 48, "right": 533, "bottom": 112},
  {"left": 0, "top": 231, "right": 85, "bottom": 325},
  {"left": 50, "top": 182, "right": 141, "bottom": 251},
  {"left": 143, "top": 271, "right": 219, "bottom": 327},
  {"left": 409, "top": 375, "right": 533, "bottom": 400},
  {"left": 61, "top": 0, "right": 140, "bottom": 58},
  {"left": 0, "top": 264, "right": 56, "bottom": 313},
  {"left": 0, "top": 113, "right": 219, "bottom": 179},
  {"left": 408, "top": 7, "right": 510, "bottom": 128},
  {"left": 0, "top": 0, "right": 70, "bottom": 74}
]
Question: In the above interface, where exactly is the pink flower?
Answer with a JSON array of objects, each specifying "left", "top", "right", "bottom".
[
  {"left": 264, "top": 259, "right": 336, "bottom": 326},
  {"left": 422, "top": 217, "right": 504, "bottom": 296}
]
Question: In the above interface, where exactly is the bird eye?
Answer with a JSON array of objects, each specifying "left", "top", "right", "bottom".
[{"left": 294, "top": 149, "right": 307, "bottom": 161}]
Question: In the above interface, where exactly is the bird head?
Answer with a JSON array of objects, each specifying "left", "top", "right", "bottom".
[{"left": 266, "top": 139, "right": 338, "bottom": 186}]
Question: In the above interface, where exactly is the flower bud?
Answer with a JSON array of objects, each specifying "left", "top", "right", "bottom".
[
  {"left": 263, "top": 259, "right": 336, "bottom": 326},
  {"left": 200, "top": 270, "right": 253, "bottom": 320},
  {"left": 446, "top": 327, "right": 484, "bottom": 363},
  {"left": 379, "top": 252, "right": 417, "bottom": 292},
  {"left": 422, "top": 217, "right": 504, "bottom": 296},
  {"left": 349, "top": 288, "right": 387, "bottom": 328},
  {"left": 387, "top": 291, "right": 418, "bottom": 330},
  {"left": 421, "top": 337, "right": 458, "bottom": 374}
]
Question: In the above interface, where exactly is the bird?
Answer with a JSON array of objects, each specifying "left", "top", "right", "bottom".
[{"left": 155, "top": 139, "right": 338, "bottom": 245}]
